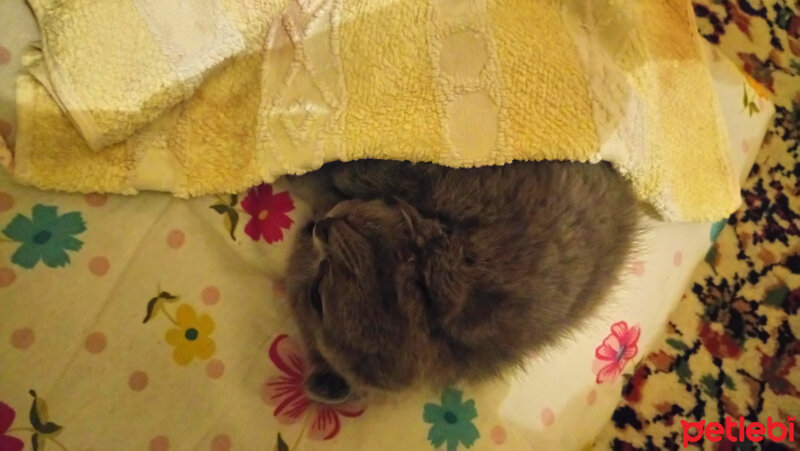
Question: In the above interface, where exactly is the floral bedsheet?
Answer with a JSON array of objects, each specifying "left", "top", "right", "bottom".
[{"left": 0, "top": 1, "right": 775, "bottom": 450}]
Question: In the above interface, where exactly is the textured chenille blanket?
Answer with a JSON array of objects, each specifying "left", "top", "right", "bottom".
[{"left": 0, "top": 0, "right": 737, "bottom": 222}]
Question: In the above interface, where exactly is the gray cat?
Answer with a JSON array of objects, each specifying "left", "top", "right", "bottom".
[{"left": 285, "top": 159, "right": 640, "bottom": 403}]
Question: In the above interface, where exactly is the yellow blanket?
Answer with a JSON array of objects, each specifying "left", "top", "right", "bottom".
[{"left": 0, "top": 0, "right": 739, "bottom": 222}]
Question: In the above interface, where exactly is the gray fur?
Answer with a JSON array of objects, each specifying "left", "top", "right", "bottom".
[{"left": 285, "top": 159, "right": 640, "bottom": 401}]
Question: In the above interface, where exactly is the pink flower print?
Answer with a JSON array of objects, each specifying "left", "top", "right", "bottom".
[
  {"left": 262, "top": 335, "right": 365, "bottom": 440},
  {"left": 241, "top": 184, "right": 295, "bottom": 243},
  {"left": 593, "top": 321, "right": 641, "bottom": 384},
  {"left": 0, "top": 402, "right": 23, "bottom": 451}
]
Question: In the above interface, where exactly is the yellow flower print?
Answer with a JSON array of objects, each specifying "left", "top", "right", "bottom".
[
  {"left": 164, "top": 304, "right": 216, "bottom": 365},
  {"left": 142, "top": 291, "right": 218, "bottom": 366}
]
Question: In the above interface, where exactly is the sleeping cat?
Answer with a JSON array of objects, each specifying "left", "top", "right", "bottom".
[{"left": 285, "top": 159, "right": 640, "bottom": 403}]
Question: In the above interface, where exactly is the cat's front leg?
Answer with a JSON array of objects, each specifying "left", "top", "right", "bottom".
[{"left": 285, "top": 165, "right": 345, "bottom": 217}]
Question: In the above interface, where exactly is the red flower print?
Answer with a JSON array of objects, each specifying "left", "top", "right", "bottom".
[
  {"left": 0, "top": 402, "right": 24, "bottom": 451},
  {"left": 261, "top": 335, "right": 365, "bottom": 440},
  {"left": 241, "top": 184, "right": 295, "bottom": 243},
  {"left": 593, "top": 321, "right": 641, "bottom": 384}
]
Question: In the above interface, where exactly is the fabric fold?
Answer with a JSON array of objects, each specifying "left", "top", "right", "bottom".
[
  {"left": 1, "top": 0, "right": 740, "bottom": 222},
  {"left": 24, "top": 0, "right": 247, "bottom": 150}
]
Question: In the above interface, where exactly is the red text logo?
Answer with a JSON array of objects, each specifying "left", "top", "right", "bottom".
[{"left": 682, "top": 416, "right": 795, "bottom": 447}]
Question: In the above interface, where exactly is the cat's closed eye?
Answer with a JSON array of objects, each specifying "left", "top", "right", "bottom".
[{"left": 309, "top": 260, "right": 328, "bottom": 317}]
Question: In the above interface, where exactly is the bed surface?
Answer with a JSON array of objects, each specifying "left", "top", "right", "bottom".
[{"left": 0, "top": 1, "right": 774, "bottom": 450}]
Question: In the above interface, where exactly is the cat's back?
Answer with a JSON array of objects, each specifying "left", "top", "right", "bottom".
[
  {"left": 427, "top": 161, "right": 638, "bottom": 231},
  {"left": 427, "top": 161, "right": 640, "bottom": 332}
]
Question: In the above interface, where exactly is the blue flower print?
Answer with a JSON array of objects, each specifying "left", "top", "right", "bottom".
[
  {"left": 710, "top": 218, "right": 727, "bottom": 243},
  {"left": 2, "top": 204, "right": 86, "bottom": 269},
  {"left": 423, "top": 387, "right": 480, "bottom": 450}
]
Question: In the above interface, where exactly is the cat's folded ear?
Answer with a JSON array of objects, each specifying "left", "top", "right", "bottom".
[
  {"left": 305, "top": 368, "right": 352, "bottom": 404},
  {"left": 392, "top": 196, "right": 445, "bottom": 248}
]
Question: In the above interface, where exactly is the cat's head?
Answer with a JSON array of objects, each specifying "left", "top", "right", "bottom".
[{"left": 286, "top": 198, "right": 517, "bottom": 402}]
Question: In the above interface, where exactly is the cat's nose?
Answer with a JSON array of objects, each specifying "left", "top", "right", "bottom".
[
  {"left": 314, "top": 218, "right": 335, "bottom": 242},
  {"left": 305, "top": 370, "right": 352, "bottom": 404}
]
